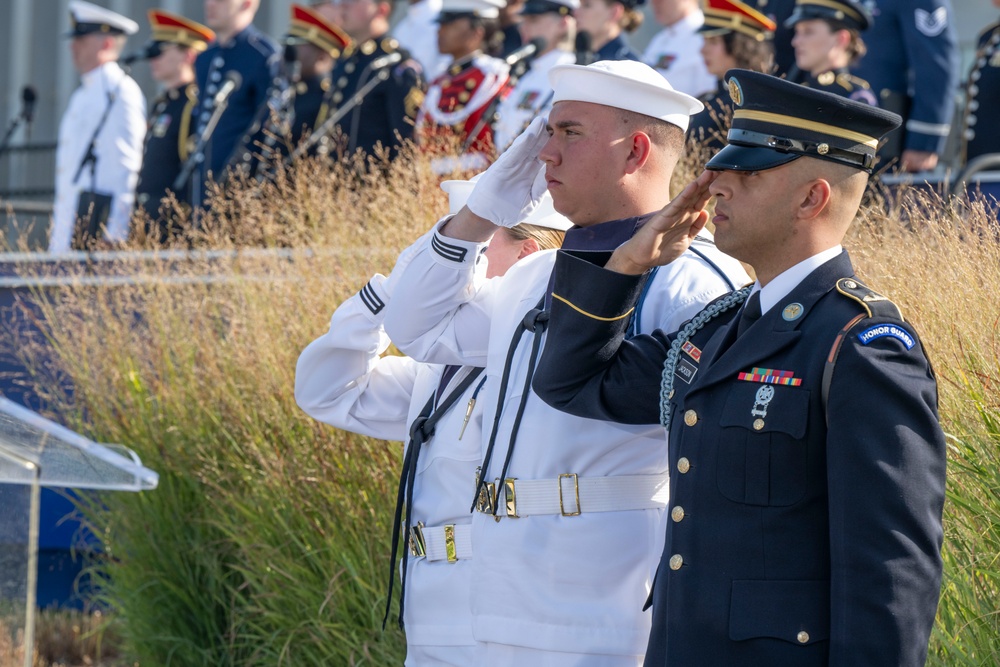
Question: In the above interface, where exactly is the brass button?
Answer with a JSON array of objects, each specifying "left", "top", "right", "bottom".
[
  {"left": 797, "top": 631, "right": 809, "bottom": 644},
  {"left": 753, "top": 418, "right": 765, "bottom": 431},
  {"left": 677, "top": 457, "right": 691, "bottom": 474},
  {"left": 684, "top": 410, "right": 698, "bottom": 426},
  {"left": 669, "top": 554, "right": 683, "bottom": 570},
  {"left": 844, "top": 279, "right": 857, "bottom": 289},
  {"left": 671, "top": 506, "right": 685, "bottom": 522}
]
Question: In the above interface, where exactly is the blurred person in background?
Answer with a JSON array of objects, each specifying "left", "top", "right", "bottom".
[
  {"left": 135, "top": 10, "right": 214, "bottom": 242},
  {"left": 296, "top": 177, "right": 569, "bottom": 667},
  {"left": 958, "top": 0, "right": 1000, "bottom": 166},
  {"left": 642, "top": 0, "right": 715, "bottom": 97},
  {"left": 51, "top": 0, "right": 145, "bottom": 253},
  {"left": 316, "top": 0, "right": 426, "bottom": 159},
  {"left": 491, "top": 0, "right": 577, "bottom": 151},
  {"left": 758, "top": 0, "right": 797, "bottom": 77},
  {"left": 191, "top": 0, "right": 279, "bottom": 207},
  {"left": 498, "top": 0, "right": 526, "bottom": 56},
  {"left": 853, "top": 0, "right": 959, "bottom": 172},
  {"left": 417, "top": 0, "right": 510, "bottom": 172},
  {"left": 688, "top": 0, "right": 775, "bottom": 150},
  {"left": 392, "top": 0, "right": 453, "bottom": 78},
  {"left": 573, "top": 0, "right": 644, "bottom": 62},
  {"left": 786, "top": 0, "right": 877, "bottom": 105}
]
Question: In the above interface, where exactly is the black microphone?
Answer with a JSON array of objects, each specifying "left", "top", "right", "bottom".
[
  {"left": 213, "top": 71, "right": 243, "bottom": 106},
  {"left": 283, "top": 43, "right": 301, "bottom": 82},
  {"left": 21, "top": 86, "right": 37, "bottom": 124},
  {"left": 575, "top": 31, "right": 594, "bottom": 66},
  {"left": 370, "top": 51, "right": 404, "bottom": 70},
  {"left": 122, "top": 42, "right": 162, "bottom": 66},
  {"left": 506, "top": 37, "right": 546, "bottom": 66}
]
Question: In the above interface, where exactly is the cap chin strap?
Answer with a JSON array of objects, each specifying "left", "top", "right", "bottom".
[{"left": 727, "top": 128, "right": 875, "bottom": 171}]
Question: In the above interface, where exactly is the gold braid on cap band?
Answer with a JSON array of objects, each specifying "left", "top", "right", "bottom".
[
  {"left": 703, "top": 10, "right": 773, "bottom": 39},
  {"left": 732, "top": 110, "right": 878, "bottom": 148},
  {"left": 797, "top": 0, "right": 865, "bottom": 23}
]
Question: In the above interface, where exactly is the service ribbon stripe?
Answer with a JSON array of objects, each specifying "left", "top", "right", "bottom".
[{"left": 737, "top": 368, "right": 803, "bottom": 386}]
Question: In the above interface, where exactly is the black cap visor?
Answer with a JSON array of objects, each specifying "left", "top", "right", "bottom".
[{"left": 706, "top": 143, "right": 802, "bottom": 171}]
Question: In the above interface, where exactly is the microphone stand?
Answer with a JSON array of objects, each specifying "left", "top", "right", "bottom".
[
  {"left": 0, "top": 114, "right": 25, "bottom": 160},
  {"left": 290, "top": 64, "right": 395, "bottom": 162}
]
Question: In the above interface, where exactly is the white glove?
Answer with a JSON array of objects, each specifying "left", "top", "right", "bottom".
[{"left": 466, "top": 117, "right": 550, "bottom": 228}]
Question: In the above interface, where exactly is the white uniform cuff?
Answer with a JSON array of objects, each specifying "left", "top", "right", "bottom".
[{"left": 429, "top": 217, "right": 489, "bottom": 268}]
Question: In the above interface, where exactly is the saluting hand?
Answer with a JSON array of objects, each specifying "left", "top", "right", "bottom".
[{"left": 605, "top": 170, "right": 717, "bottom": 275}]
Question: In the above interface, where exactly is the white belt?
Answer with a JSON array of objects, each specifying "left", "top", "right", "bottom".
[
  {"left": 409, "top": 522, "right": 473, "bottom": 562},
  {"left": 475, "top": 473, "right": 669, "bottom": 518}
]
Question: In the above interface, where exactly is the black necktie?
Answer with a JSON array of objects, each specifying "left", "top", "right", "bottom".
[{"left": 737, "top": 290, "right": 762, "bottom": 338}]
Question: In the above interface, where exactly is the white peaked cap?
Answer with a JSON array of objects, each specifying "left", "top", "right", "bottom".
[
  {"left": 439, "top": 0, "right": 505, "bottom": 18},
  {"left": 549, "top": 60, "right": 704, "bottom": 131},
  {"left": 69, "top": 0, "right": 140, "bottom": 35},
  {"left": 441, "top": 175, "right": 573, "bottom": 231}
]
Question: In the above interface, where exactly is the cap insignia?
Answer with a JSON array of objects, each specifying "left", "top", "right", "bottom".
[{"left": 728, "top": 77, "right": 744, "bottom": 106}]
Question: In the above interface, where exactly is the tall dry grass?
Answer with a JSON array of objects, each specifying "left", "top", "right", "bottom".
[{"left": 3, "top": 144, "right": 999, "bottom": 664}]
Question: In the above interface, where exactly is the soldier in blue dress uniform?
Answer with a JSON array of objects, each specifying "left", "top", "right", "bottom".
[
  {"left": 534, "top": 70, "right": 946, "bottom": 667},
  {"left": 960, "top": 4, "right": 1000, "bottom": 165},
  {"left": 786, "top": 0, "right": 877, "bottom": 105},
  {"left": 689, "top": 0, "right": 775, "bottom": 150},
  {"left": 852, "top": 0, "right": 959, "bottom": 172},
  {"left": 135, "top": 10, "right": 215, "bottom": 241},
  {"left": 191, "top": 0, "right": 279, "bottom": 206},
  {"left": 316, "top": 0, "right": 426, "bottom": 159}
]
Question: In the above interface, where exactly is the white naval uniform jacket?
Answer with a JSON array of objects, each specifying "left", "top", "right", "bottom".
[
  {"left": 52, "top": 61, "right": 146, "bottom": 253},
  {"left": 492, "top": 49, "right": 576, "bottom": 152},
  {"left": 295, "top": 270, "right": 485, "bottom": 651},
  {"left": 383, "top": 218, "right": 749, "bottom": 656},
  {"left": 642, "top": 11, "right": 716, "bottom": 99}
]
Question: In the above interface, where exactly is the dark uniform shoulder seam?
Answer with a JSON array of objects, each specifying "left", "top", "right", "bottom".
[{"left": 834, "top": 277, "right": 904, "bottom": 321}]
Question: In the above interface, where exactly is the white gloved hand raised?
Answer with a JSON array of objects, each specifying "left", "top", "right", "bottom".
[{"left": 466, "top": 117, "right": 550, "bottom": 228}]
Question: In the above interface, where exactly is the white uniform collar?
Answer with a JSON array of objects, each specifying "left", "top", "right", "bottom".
[
  {"left": 663, "top": 9, "right": 704, "bottom": 35},
  {"left": 81, "top": 61, "right": 123, "bottom": 88},
  {"left": 752, "top": 245, "right": 842, "bottom": 316}
]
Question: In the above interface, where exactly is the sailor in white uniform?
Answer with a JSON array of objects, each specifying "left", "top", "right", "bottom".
[
  {"left": 492, "top": 0, "right": 578, "bottom": 151},
  {"left": 382, "top": 60, "right": 749, "bottom": 666},
  {"left": 295, "top": 179, "right": 570, "bottom": 667},
  {"left": 52, "top": 0, "right": 146, "bottom": 253}
]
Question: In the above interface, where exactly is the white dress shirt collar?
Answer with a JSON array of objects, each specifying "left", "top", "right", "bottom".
[{"left": 752, "top": 245, "right": 843, "bottom": 316}]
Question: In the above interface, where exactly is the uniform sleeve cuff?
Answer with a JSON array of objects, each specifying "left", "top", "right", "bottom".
[
  {"left": 358, "top": 275, "right": 389, "bottom": 323},
  {"left": 429, "top": 217, "right": 489, "bottom": 268},
  {"left": 550, "top": 249, "right": 648, "bottom": 324}
]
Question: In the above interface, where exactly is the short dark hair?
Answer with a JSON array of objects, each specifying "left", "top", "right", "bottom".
[{"left": 618, "top": 109, "right": 686, "bottom": 153}]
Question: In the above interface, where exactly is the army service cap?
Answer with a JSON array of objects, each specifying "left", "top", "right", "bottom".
[
  {"left": 287, "top": 4, "right": 351, "bottom": 57},
  {"left": 436, "top": 0, "right": 506, "bottom": 22},
  {"left": 549, "top": 60, "right": 703, "bottom": 131},
  {"left": 700, "top": 0, "right": 777, "bottom": 40},
  {"left": 67, "top": 0, "right": 139, "bottom": 37},
  {"left": 784, "top": 0, "right": 872, "bottom": 32},
  {"left": 706, "top": 69, "right": 901, "bottom": 173},
  {"left": 148, "top": 10, "right": 215, "bottom": 52}
]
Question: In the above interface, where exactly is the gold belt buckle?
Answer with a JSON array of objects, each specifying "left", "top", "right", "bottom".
[
  {"left": 444, "top": 524, "right": 457, "bottom": 563},
  {"left": 408, "top": 521, "right": 426, "bottom": 557},
  {"left": 476, "top": 480, "right": 497, "bottom": 515},
  {"left": 504, "top": 478, "right": 519, "bottom": 518},
  {"left": 558, "top": 473, "right": 581, "bottom": 516}
]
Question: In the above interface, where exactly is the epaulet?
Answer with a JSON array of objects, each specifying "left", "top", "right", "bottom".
[{"left": 834, "top": 277, "right": 904, "bottom": 321}]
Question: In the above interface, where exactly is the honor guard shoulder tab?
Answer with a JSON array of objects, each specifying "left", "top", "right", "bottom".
[{"left": 834, "top": 277, "right": 904, "bottom": 321}]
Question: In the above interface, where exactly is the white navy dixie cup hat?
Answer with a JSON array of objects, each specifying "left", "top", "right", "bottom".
[
  {"left": 441, "top": 175, "right": 573, "bottom": 231},
  {"left": 67, "top": 0, "right": 140, "bottom": 37},
  {"left": 548, "top": 60, "right": 704, "bottom": 132},
  {"left": 436, "top": 0, "right": 506, "bottom": 21}
]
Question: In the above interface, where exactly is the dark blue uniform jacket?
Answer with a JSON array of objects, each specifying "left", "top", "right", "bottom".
[{"left": 533, "top": 249, "right": 945, "bottom": 667}]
